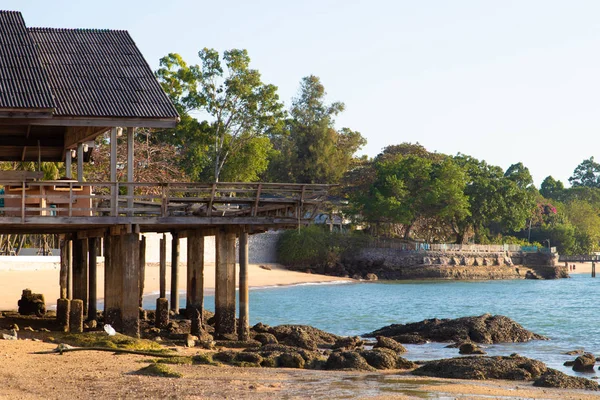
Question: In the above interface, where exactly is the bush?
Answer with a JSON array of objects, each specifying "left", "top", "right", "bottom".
[{"left": 276, "top": 226, "right": 370, "bottom": 268}]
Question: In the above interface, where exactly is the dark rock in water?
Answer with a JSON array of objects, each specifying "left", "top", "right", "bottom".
[
  {"left": 374, "top": 336, "right": 407, "bottom": 353},
  {"left": 534, "top": 368, "right": 600, "bottom": 390},
  {"left": 365, "top": 314, "right": 547, "bottom": 344},
  {"left": 17, "top": 289, "right": 46, "bottom": 316},
  {"left": 564, "top": 349, "right": 584, "bottom": 356},
  {"left": 359, "top": 348, "right": 398, "bottom": 369},
  {"left": 525, "top": 271, "right": 540, "bottom": 279},
  {"left": 326, "top": 351, "right": 376, "bottom": 371},
  {"left": 573, "top": 353, "right": 596, "bottom": 372},
  {"left": 392, "top": 334, "right": 428, "bottom": 344},
  {"left": 365, "top": 273, "right": 378, "bottom": 281},
  {"left": 412, "top": 355, "right": 547, "bottom": 380},
  {"left": 254, "top": 332, "right": 278, "bottom": 346},
  {"left": 397, "top": 357, "right": 419, "bottom": 369},
  {"left": 459, "top": 342, "right": 486, "bottom": 355},
  {"left": 563, "top": 361, "right": 575, "bottom": 367},
  {"left": 332, "top": 336, "right": 364, "bottom": 350}
]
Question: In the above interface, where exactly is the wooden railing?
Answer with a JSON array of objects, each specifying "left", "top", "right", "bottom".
[{"left": 0, "top": 181, "right": 330, "bottom": 223}]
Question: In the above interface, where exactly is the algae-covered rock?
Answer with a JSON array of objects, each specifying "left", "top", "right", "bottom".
[
  {"left": 412, "top": 354, "right": 547, "bottom": 380},
  {"left": 534, "top": 368, "right": 600, "bottom": 390},
  {"left": 366, "top": 314, "right": 547, "bottom": 344},
  {"left": 136, "top": 363, "right": 182, "bottom": 378},
  {"left": 359, "top": 348, "right": 398, "bottom": 370},
  {"left": 325, "top": 351, "right": 375, "bottom": 371},
  {"left": 374, "top": 336, "right": 406, "bottom": 353}
]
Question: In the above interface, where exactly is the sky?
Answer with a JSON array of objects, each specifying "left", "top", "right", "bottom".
[{"left": 5, "top": 0, "right": 600, "bottom": 187}]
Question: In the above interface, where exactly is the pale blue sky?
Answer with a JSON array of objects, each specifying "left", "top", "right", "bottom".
[{"left": 5, "top": 1, "right": 600, "bottom": 186}]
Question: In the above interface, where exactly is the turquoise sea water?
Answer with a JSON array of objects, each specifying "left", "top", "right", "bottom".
[{"left": 144, "top": 274, "right": 600, "bottom": 376}]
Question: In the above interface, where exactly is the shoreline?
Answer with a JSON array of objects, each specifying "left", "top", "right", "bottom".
[{"left": 0, "top": 261, "right": 352, "bottom": 310}]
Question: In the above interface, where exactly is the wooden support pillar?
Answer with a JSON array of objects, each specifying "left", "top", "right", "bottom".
[
  {"left": 159, "top": 234, "right": 166, "bottom": 299},
  {"left": 76, "top": 142, "right": 84, "bottom": 182},
  {"left": 238, "top": 231, "right": 250, "bottom": 341},
  {"left": 170, "top": 232, "right": 180, "bottom": 313},
  {"left": 69, "top": 299, "right": 83, "bottom": 333},
  {"left": 59, "top": 235, "right": 68, "bottom": 299},
  {"left": 104, "top": 234, "right": 122, "bottom": 328},
  {"left": 110, "top": 127, "right": 117, "bottom": 216},
  {"left": 138, "top": 235, "right": 146, "bottom": 308},
  {"left": 215, "top": 228, "right": 236, "bottom": 336},
  {"left": 126, "top": 127, "right": 135, "bottom": 215},
  {"left": 67, "top": 239, "right": 72, "bottom": 299},
  {"left": 104, "top": 232, "right": 140, "bottom": 336},
  {"left": 65, "top": 150, "right": 72, "bottom": 179},
  {"left": 187, "top": 230, "right": 204, "bottom": 335},
  {"left": 121, "top": 232, "right": 140, "bottom": 337},
  {"left": 72, "top": 238, "right": 88, "bottom": 316},
  {"left": 88, "top": 237, "right": 98, "bottom": 321},
  {"left": 593, "top": 262, "right": 596, "bottom": 278}
]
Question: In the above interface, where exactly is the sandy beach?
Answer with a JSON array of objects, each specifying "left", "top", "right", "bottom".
[
  {"left": 0, "top": 339, "right": 597, "bottom": 400},
  {"left": 0, "top": 260, "right": 349, "bottom": 310}
]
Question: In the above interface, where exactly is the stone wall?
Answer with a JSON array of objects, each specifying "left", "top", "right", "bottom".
[{"left": 340, "top": 248, "right": 566, "bottom": 280}]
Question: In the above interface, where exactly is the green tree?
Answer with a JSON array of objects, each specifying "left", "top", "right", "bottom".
[
  {"left": 540, "top": 175, "right": 565, "bottom": 200},
  {"left": 569, "top": 157, "right": 600, "bottom": 188},
  {"left": 504, "top": 162, "right": 534, "bottom": 190},
  {"left": 452, "top": 155, "right": 536, "bottom": 243},
  {"left": 267, "top": 76, "right": 366, "bottom": 184},
  {"left": 355, "top": 149, "right": 469, "bottom": 239},
  {"left": 156, "top": 50, "right": 285, "bottom": 182}
]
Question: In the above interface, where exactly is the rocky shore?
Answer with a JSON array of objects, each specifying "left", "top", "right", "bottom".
[
  {"left": 293, "top": 249, "right": 568, "bottom": 281},
  {"left": 2, "top": 311, "right": 599, "bottom": 396}
]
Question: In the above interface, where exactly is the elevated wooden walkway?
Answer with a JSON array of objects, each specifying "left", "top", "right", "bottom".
[{"left": 0, "top": 181, "right": 329, "bottom": 234}]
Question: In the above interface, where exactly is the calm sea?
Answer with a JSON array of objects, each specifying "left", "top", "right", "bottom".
[{"left": 143, "top": 274, "right": 600, "bottom": 376}]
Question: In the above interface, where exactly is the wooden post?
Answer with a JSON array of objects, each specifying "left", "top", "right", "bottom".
[
  {"left": 238, "top": 231, "right": 250, "bottom": 341},
  {"left": 104, "top": 234, "right": 122, "bottom": 329},
  {"left": 121, "top": 232, "right": 140, "bottom": 337},
  {"left": 56, "top": 298, "right": 70, "bottom": 332},
  {"left": 170, "top": 232, "right": 180, "bottom": 313},
  {"left": 69, "top": 299, "right": 84, "bottom": 333},
  {"left": 67, "top": 239, "right": 72, "bottom": 299},
  {"left": 138, "top": 235, "right": 146, "bottom": 308},
  {"left": 126, "top": 127, "right": 134, "bottom": 215},
  {"left": 187, "top": 230, "right": 204, "bottom": 336},
  {"left": 155, "top": 297, "right": 169, "bottom": 329},
  {"left": 215, "top": 228, "right": 236, "bottom": 336},
  {"left": 76, "top": 142, "right": 84, "bottom": 182},
  {"left": 159, "top": 234, "right": 166, "bottom": 298},
  {"left": 59, "top": 235, "right": 68, "bottom": 299},
  {"left": 110, "top": 127, "right": 117, "bottom": 216},
  {"left": 65, "top": 150, "right": 72, "bottom": 179},
  {"left": 88, "top": 237, "right": 98, "bottom": 321},
  {"left": 72, "top": 238, "right": 88, "bottom": 316},
  {"left": 593, "top": 262, "right": 596, "bottom": 278}
]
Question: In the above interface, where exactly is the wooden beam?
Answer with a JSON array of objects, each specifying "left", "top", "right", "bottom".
[
  {"left": 238, "top": 231, "right": 249, "bottom": 341},
  {"left": 170, "top": 232, "right": 180, "bottom": 313},
  {"left": 65, "top": 126, "right": 108, "bottom": 150},
  {"left": 88, "top": 237, "right": 98, "bottom": 321},
  {"left": 187, "top": 230, "right": 204, "bottom": 336},
  {"left": 0, "top": 117, "right": 178, "bottom": 129}
]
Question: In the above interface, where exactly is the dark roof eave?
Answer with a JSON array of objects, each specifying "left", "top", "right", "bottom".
[
  {"left": 0, "top": 116, "right": 180, "bottom": 129},
  {"left": 0, "top": 108, "right": 54, "bottom": 118}
]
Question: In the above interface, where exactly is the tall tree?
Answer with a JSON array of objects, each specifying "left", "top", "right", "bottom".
[
  {"left": 156, "top": 49, "right": 285, "bottom": 181},
  {"left": 569, "top": 157, "right": 600, "bottom": 188},
  {"left": 267, "top": 76, "right": 365, "bottom": 184},
  {"left": 540, "top": 176, "right": 565, "bottom": 200}
]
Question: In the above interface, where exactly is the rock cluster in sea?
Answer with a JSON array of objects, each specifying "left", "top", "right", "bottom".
[{"left": 364, "top": 313, "right": 547, "bottom": 344}]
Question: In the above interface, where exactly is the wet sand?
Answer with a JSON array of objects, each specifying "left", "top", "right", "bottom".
[{"left": 0, "top": 340, "right": 597, "bottom": 400}]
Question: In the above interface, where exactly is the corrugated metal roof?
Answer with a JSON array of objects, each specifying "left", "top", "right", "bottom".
[
  {"left": 0, "top": 10, "right": 178, "bottom": 120},
  {"left": 0, "top": 11, "right": 55, "bottom": 110},
  {"left": 28, "top": 27, "right": 179, "bottom": 119}
]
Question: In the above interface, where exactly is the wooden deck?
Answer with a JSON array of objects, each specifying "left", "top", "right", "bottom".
[{"left": 0, "top": 181, "right": 331, "bottom": 234}]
